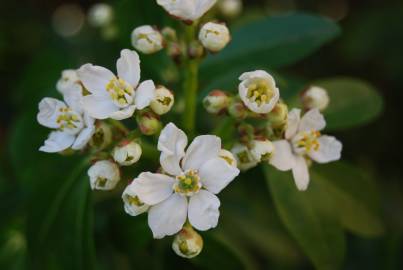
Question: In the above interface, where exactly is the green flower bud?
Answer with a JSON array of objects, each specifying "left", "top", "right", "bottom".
[
  {"left": 136, "top": 110, "right": 162, "bottom": 136},
  {"left": 267, "top": 102, "right": 288, "bottom": 128},
  {"left": 89, "top": 121, "right": 112, "bottom": 150},
  {"left": 228, "top": 98, "right": 248, "bottom": 120}
]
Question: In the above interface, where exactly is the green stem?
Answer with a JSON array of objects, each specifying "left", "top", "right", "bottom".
[{"left": 182, "top": 24, "right": 199, "bottom": 137}]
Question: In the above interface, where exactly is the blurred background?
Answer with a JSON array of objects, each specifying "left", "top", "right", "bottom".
[{"left": 1, "top": 0, "right": 402, "bottom": 269}]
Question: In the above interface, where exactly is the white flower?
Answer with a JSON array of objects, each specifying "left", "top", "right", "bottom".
[
  {"left": 199, "top": 22, "right": 231, "bottom": 52},
  {"left": 88, "top": 160, "right": 120, "bottom": 190},
  {"left": 133, "top": 123, "right": 240, "bottom": 238},
  {"left": 113, "top": 141, "right": 142, "bottom": 166},
  {"left": 218, "top": 0, "right": 242, "bottom": 18},
  {"left": 150, "top": 86, "right": 174, "bottom": 115},
  {"left": 239, "top": 70, "right": 280, "bottom": 114},
  {"left": 269, "top": 109, "right": 342, "bottom": 191},
  {"left": 88, "top": 3, "right": 114, "bottom": 27},
  {"left": 77, "top": 49, "right": 156, "bottom": 120},
  {"left": 56, "top": 69, "right": 80, "bottom": 95},
  {"left": 302, "top": 86, "right": 330, "bottom": 111},
  {"left": 131, "top": 25, "right": 164, "bottom": 54},
  {"left": 122, "top": 181, "right": 150, "bottom": 216},
  {"left": 231, "top": 143, "right": 258, "bottom": 171},
  {"left": 250, "top": 139, "right": 275, "bottom": 162},
  {"left": 37, "top": 97, "right": 95, "bottom": 153},
  {"left": 156, "top": 0, "right": 217, "bottom": 22}
]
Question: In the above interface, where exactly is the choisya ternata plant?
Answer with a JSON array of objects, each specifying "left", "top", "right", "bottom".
[{"left": 37, "top": 0, "right": 341, "bottom": 259}]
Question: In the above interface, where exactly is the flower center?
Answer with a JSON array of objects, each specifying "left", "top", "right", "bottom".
[
  {"left": 106, "top": 77, "right": 134, "bottom": 108},
  {"left": 95, "top": 177, "right": 108, "bottom": 188},
  {"left": 246, "top": 79, "right": 274, "bottom": 106},
  {"left": 56, "top": 107, "right": 84, "bottom": 135},
  {"left": 125, "top": 194, "right": 145, "bottom": 207},
  {"left": 292, "top": 130, "right": 321, "bottom": 155},
  {"left": 174, "top": 170, "right": 201, "bottom": 196}
]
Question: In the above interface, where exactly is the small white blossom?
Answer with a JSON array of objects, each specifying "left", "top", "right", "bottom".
[
  {"left": 88, "top": 3, "right": 114, "bottom": 27},
  {"left": 218, "top": 0, "right": 242, "bottom": 18},
  {"left": 250, "top": 139, "right": 275, "bottom": 162},
  {"left": 231, "top": 144, "right": 258, "bottom": 171},
  {"left": 156, "top": 0, "right": 217, "bottom": 22},
  {"left": 239, "top": 70, "right": 280, "bottom": 114},
  {"left": 113, "top": 141, "right": 142, "bottom": 166},
  {"left": 77, "top": 49, "right": 156, "bottom": 120},
  {"left": 203, "top": 90, "right": 230, "bottom": 114},
  {"left": 131, "top": 25, "right": 164, "bottom": 54},
  {"left": 56, "top": 69, "right": 80, "bottom": 95},
  {"left": 88, "top": 160, "right": 120, "bottom": 190},
  {"left": 302, "top": 86, "right": 330, "bottom": 111},
  {"left": 199, "top": 22, "right": 231, "bottom": 52},
  {"left": 150, "top": 86, "right": 174, "bottom": 115},
  {"left": 269, "top": 109, "right": 342, "bottom": 191},
  {"left": 122, "top": 181, "right": 150, "bottom": 216},
  {"left": 37, "top": 97, "right": 95, "bottom": 153},
  {"left": 131, "top": 123, "right": 239, "bottom": 239}
]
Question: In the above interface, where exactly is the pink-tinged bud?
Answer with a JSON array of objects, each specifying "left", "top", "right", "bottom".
[
  {"left": 266, "top": 102, "right": 288, "bottom": 128},
  {"left": 228, "top": 98, "right": 248, "bottom": 120},
  {"left": 203, "top": 90, "right": 230, "bottom": 114},
  {"left": 136, "top": 110, "right": 162, "bottom": 136},
  {"left": 172, "top": 225, "right": 203, "bottom": 259}
]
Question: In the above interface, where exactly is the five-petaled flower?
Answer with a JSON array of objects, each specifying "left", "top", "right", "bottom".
[
  {"left": 239, "top": 70, "right": 280, "bottom": 114},
  {"left": 77, "top": 49, "right": 156, "bottom": 120},
  {"left": 269, "top": 108, "right": 342, "bottom": 191},
  {"left": 156, "top": 0, "right": 217, "bottom": 22},
  {"left": 37, "top": 96, "right": 95, "bottom": 153},
  {"left": 130, "top": 123, "right": 240, "bottom": 238}
]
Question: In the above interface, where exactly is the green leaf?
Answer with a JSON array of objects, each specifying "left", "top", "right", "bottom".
[
  {"left": 314, "top": 77, "right": 383, "bottom": 130},
  {"left": 264, "top": 165, "right": 345, "bottom": 269},
  {"left": 200, "top": 13, "right": 341, "bottom": 84},
  {"left": 313, "top": 162, "right": 384, "bottom": 237}
]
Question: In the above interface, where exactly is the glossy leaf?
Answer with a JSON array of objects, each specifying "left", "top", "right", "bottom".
[
  {"left": 264, "top": 165, "right": 345, "bottom": 269},
  {"left": 314, "top": 77, "right": 383, "bottom": 130}
]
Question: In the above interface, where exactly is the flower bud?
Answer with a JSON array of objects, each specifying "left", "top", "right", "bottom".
[
  {"left": 150, "top": 86, "right": 175, "bottom": 115},
  {"left": 161, "top": 27, "right": 177, "bottom": 42},
  {"left": 88, "top": 160, "right": 120, "bottom": 190},
  {"left": 131, "top": 25, "right": 164, "bottom": 54},
  {"left": 250, "top": 139, "right": 274, "bottom": 162},
  {"left": 136, "top": 110, "right": 162, "bottom": 136},
  {"left": 113, "top": 141, "right": 142, "bottom": 166},
  {"left": 188, "top": 40, "right": 205, "bottom": 59},
  {"left": 199, "top": 22, "right": 231, "bottom": 52},
  {"left": 88, "top": 3, "right": 114, "bottom": 27},
  {"left": 219, "top": 149, "right": 237, "bottom": 168},
  {"left": 231, "top": 144, "right": 258, "bottom": 171},
  {"left": 203, "top": 90, "right": 230, "bottom": 114},
  {"left": 228, "top": 98, "right": 248, "bottom": 120},
  {"left": 266, "top": 102, "right": 288, "bottom": 128},
  {"left": 122, "top": 181, "right": 149, "bottom": 216},
  {"left": 218, "top": 0, "right": 243, "bottom": 18},
  {"left": 172, "top": 226, "right": 203, "bottom": 259},
  {"left": 301, "top": 86, "right": 330, "bottom": 111},
  {"left": 56, "top": 69, "right": 80, "bottom": 94},
  {"left": 89, "top": 122, "right": 112, "bottom": 150}
]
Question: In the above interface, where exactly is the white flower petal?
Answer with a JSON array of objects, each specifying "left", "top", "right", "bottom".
[
  {"left": 193, "top": 0, "right": 217, "bottom": 20},
  {"left": 122, "top": 182, "right": 150, "bottom": 216},
  {"left": 77, "top": 64, "right": 114, "bottom": 95},
  {"left": 135, "top": 80, "right": 156, "bottom": 110},
  {"left": 158, "top": 122, "right": 188, "bottom": 156},
  {"left": 116, "top": 49, "right": 141, "bottom": 87},
  {"left": 39, "top": 131, "right": 75, "bottom": 153},
  {"left": 199, "top": 157, "right": 239, "bottom": 194},
  {"left": 292, "top": 156, "right": 310, "bottom": 191},
  {"left": 269, "top": 140, "right": 296, "bottom": 171},
  {"left": 148, "top": 194, "right": 187, "bottom": 239},
  {"left": 135, "top": 172, "right": 175, "bottom": 205},
  {"left": 62, "top": 83, "right": 84, "bottom": 113},
  {"left": 109, "top": 105, "right": 136, "bottom": 120},
  {"left": 182, "top": 135, "right": 221, "bottom": 171},
  {"left": 299, "top": 108, "right": 326, "bottom": 132},
  {"left": 188, "top": 190, "right": 220, "bottom": 231},
  {"left": 309, "top": 135, "right": 342, "bottom": 164},
  {"left": 239, "top": 70, "right": 274, "bottom": 81},
  {"left": 82, "top": 95, "right": 119, "bottom": 119},
  {"left": 71, "top": 126, "right": 95, "bottom": 150},
  {"left": 160, "top": 152, "right": 184, "bottom": 176},
  {"left": 37, "top": 98, "right": 66, "bottom": 129},
  {"left": 285, "top": 108, "right": 301, "bottom": 140}
]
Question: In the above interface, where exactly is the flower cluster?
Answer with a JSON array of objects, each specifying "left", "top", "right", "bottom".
[{"left": 37, "top": 0, "right": 341, "bottom": 259}]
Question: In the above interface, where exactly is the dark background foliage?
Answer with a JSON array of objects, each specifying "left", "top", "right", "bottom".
[{"left": 1, "top": 0, "right": 402, "bottom": 269}]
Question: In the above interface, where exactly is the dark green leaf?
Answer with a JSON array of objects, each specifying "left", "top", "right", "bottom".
[
  {"left": 314, "top": 77, "right": 383, "bottom": 130},
  {"left": 313, "top": 162, "right": 384, "bottom": 237},
  {"left": 264, "top": 165, "right": 345, "bottom": 269}
]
